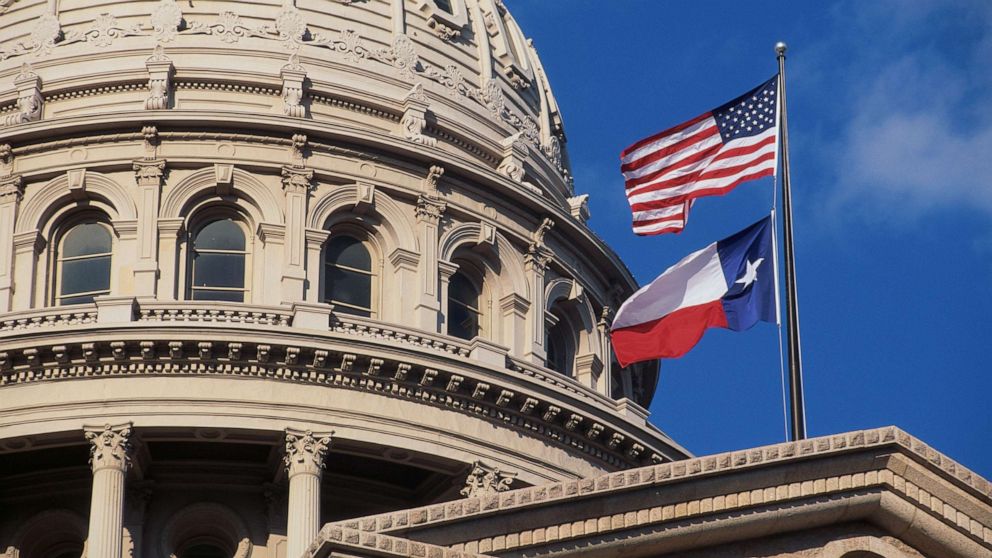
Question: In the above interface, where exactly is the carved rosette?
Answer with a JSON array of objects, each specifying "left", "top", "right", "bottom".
[
  {"left": 84, "top": 423, "right": 134, "bottom": 473},
  {"left": 283, "top": 429, "right": 332, "bottom": 477},
  {"left": 459, "top": 461, "right": 516, "bottom": 499}
]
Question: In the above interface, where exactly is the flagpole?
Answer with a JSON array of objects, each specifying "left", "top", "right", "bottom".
[{"left": 775, "top": 42, "right": 807, "bottom": 441}]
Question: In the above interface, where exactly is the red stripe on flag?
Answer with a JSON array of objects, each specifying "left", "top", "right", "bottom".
[
  {"left": 620, "top": 112, "right": 713, "bottom": 159},
  {"left": 624, "top": 141, "right": 723, "bottom": 189},
  {"left": 611, "top": 300, "right": 728, "bottom": 366},
  {"left": 621, "top": 125, "right": 720, "bottom": 174},
  {"left": 629, "top": 151, "right": 777, "bottom": 203},
  {"left": 630, "top": 167, "right": 775, "bottom": 212}
]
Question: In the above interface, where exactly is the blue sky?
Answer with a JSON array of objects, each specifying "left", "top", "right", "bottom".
[{"left": 508, "top": 1, "right": 992, "bottom": 477}]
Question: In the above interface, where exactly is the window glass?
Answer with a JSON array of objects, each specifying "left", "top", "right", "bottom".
[
  {"left": 190, "top": 218, "right": 246, "bottom": 302},
  {"left": 448, "top": 272, "right": 480, "bottom": 340},
  {"left": 194, "top": 218, "right": 245, "bottom": 251},
  {"left": 546, "top": 321, "right": 569, "bottom": 374},
  {"left": 434, "top": 0, "right": 454, "bottom": 14},
  {"left": 57, "top": 221, "right": 112, "bottom": 305},
  {"left": 62, "top": 222, "right": 111, "bottom": 257},
  {"left": 324, "top": 236, "right": 372, "bottom": 317}
]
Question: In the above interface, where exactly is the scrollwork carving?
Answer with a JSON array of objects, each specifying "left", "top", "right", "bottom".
[{"left": 460, "top": 461, "right": 515, "bottom": 498}]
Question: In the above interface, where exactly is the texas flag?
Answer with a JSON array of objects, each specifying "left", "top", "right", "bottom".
[{"left": 611, "top": 216, "right": 776, "bottom": 366}]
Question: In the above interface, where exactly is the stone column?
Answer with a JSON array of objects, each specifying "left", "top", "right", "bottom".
[
  {"left": 0, "top": 175, "right": 23, "bottom": 312},
  {"left": 84, "top": 423, "right": 134, "bottom": 558},
  {"left": 280, "top": 166, "right": 313, "bottom": 304},
  {"left": 132, "top": 159, "right": 166, "bottom": 298},
  {"left": 284, "top": 428, "right": 332, "bottom": 558}
]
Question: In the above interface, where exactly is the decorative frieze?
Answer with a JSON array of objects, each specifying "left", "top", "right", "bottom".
[{"left": 0, "top": 331, "right": 652, "bottom": 468}]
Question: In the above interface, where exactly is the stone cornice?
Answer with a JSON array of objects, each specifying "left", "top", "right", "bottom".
[
  {"left": 330, "top": 426, "right": 992, "bottom": 558},
  {"left": 0, "top": 314, "right": 683, "bottom": 468}
]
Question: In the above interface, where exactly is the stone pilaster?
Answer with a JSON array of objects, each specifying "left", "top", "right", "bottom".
[
  {"left": 414, "top": 165, "right": 447, "bottom": 332},
  {"left": 597, "top": 306, "right": 613, "bottom": 397},
  {"left": 0, "top": 175, "right": 24, "bottom": 312},
  {"left": 304, "top": 228, "right": 330, "bottom": 303},
  {"left": 84, "top": 423, "right": 134, "bottom": 558},
  {"left": 11, "top": 230, "right": 43, "bottom": 310},
  {"left": 281, "top": 165, "right": 313, "bottom": 304},
  {"left": 524, "top": 247, "right": 551, "bottom": 364},
  {"left": 284, "top": 428, "right": 332, "bottom": 558},
  {"left": 133, "top": 159, "right": 166, "bottom": 298},
  {"left": 155, "top": 218, "right": 184, "bottom": 300}
]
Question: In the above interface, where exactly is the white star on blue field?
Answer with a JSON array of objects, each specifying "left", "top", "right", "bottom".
[{"left": 510, "top": 0, "right": 992, "bottom": 478}]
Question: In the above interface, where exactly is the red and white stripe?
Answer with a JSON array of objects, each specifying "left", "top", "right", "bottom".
[{"left": 620, "top": 112, "right": 777, "bottom": 236}]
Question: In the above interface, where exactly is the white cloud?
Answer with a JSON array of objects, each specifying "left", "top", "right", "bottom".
[{"left": 815, "top": 1, "right": 992, "bottom": 224}]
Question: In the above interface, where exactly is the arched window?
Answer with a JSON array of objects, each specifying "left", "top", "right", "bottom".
[
  {"left": 55, "top": 221, "right": 113, "bottom": 305},
  {"left": 448, "top": 271, "right": 481, "bottom": 340},
  {"left": 189, "top": 217, "right": 248, "bottom": 302},
  {"left": 546, "top": 317, "right": 572, "bottom": 375},
  {"left": 323, "top": 235, "right": 373, "bottom": 317}
]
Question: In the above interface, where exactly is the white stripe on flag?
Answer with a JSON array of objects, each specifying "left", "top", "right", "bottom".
[{"left": 612, "top": 242, "right": 728, "bottom": 329}]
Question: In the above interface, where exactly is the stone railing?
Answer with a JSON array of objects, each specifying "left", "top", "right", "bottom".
[{"left": 0, "top": 305, "right": 98, "bottom": 332}]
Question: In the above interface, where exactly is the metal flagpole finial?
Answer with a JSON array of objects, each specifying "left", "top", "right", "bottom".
[{"left": 775, "top": 42, "right": 788, "bottom": 57}]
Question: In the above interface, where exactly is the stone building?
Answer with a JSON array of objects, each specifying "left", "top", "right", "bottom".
[{"left": 0, "top": 2, "right": 988, "bottom": 558}]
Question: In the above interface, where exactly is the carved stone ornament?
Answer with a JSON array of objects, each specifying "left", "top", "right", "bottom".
[
  {"left": 274, "top": 7, "right": 307, "bottom": 47},
  {"left": 3, "top": 64, "right": 42, "bottom": 127},
  {"left": 281, "top": 54, "right": 307, "bottom": 118},
  {"left": 424, "top": 164, "right": 444, "bottom": 193},
  {"left": 84, "top": 423, "right": 134, "bottom": 472},
  {"left": 29, "top": 13, "right": 61, "bottom": 54},
  {"left": 459, "top": 461, "right": 516, "bottom": 499},
  {"left": 283, "top": 429, "right": 332, "bottom": 477},
  {"left": 151, "top": 0, "right": 183, "bottom": 43},
  {"left": 400, "top": 83, "right": 436, "bottom": 147},
  {"left": 390, "top": 34, "right": 419, "bottom": 79},
  {"left": 145, "top": 45, "right": 173, "bottom": 110}
]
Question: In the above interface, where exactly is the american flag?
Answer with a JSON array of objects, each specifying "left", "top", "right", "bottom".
[{"left": 621, "top": 76, "right": 779, "bottom": 235}]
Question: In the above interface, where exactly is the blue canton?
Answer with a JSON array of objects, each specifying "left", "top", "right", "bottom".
[{"left": 713, "top": 75, "right": 778, "bottom": 142}]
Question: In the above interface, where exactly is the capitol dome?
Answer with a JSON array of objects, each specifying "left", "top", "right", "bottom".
[{"left": 0, "top": 1, "right": 690, "bottom": 557}]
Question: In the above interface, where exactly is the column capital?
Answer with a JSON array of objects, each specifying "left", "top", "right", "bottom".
[
  {"left": 0, "top": 174, "right": 23, "bottom": 202},
  {"left": 133, "top": 159, "right": 166, "bottom": 186},
  {"left": 84, "top": 422, "right": 134, "bottom": 473},
  {"left": 525, "top": 244, "right": 552, "bottom": 272},
  {"left": 281, "top": 165, "right": 314, "bottom": 195},
  {"left": 416, "top": 193, "right": 446, "bottom": 223},
  {"left": 283, "top": 428, "right": 332, "bottom": 478}
]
